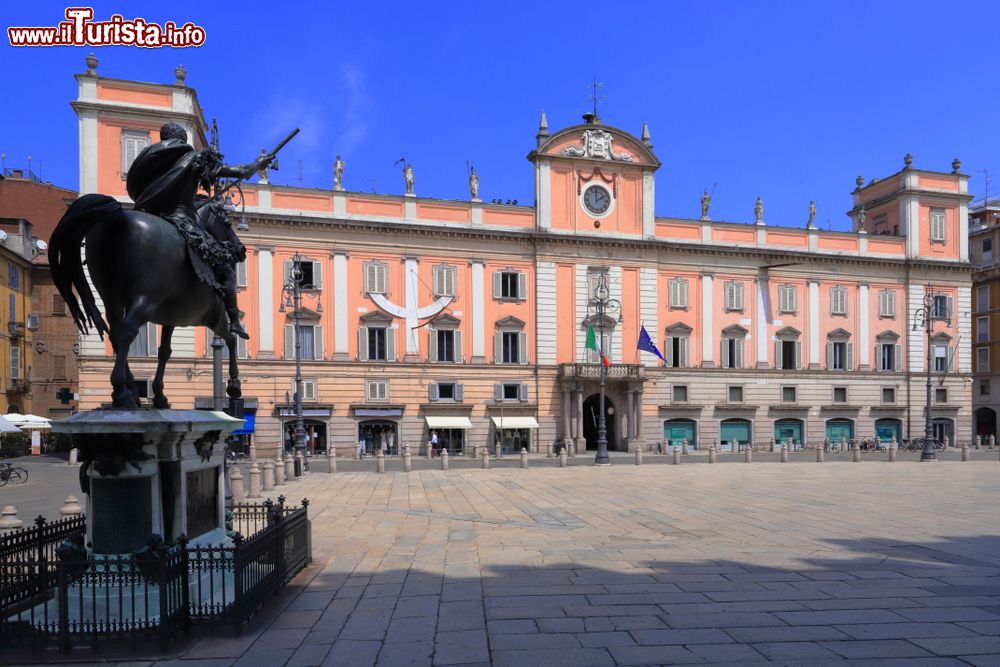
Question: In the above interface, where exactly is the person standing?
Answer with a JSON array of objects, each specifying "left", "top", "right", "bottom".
[{"left": 430, "top": 430, "right": 439, "bottom": 457}]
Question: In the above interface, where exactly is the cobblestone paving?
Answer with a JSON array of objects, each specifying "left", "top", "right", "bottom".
[{"left": 14, "top": 458, "right": 1000, "bottom": 666}]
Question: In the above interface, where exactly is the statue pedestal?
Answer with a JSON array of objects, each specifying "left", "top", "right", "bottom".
[{"left": 53, "top": 409, "right": 243, "bottom": 554}]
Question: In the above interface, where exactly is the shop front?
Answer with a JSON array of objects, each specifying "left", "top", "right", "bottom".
[
  {"left": 874, "top": 418, "right": 902, "bottom": 444},
  {"left": 825, "top": 418, "right": 855, "bottom": 445},
  {"left": 354, "top": 407, "right": 404, "bottom": 456},
  {"left": 719, "top": 418, "right": 752, "bottom": 452},
  {"left": 663, "top": 419, "right": 697, "bottom": 450},
  {"left": 425, "top": 415, "right": 472, "bottom": 455},
  {"left": 773, "top": 419, "right": 804, "bottom": 450},
  {"left": 491, "top": 416, "right": 540, "bottom": 454}
]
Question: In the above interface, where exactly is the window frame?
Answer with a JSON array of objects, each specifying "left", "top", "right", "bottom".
[
  {"left": 830, "top": 286, "right": 848, "bottom": 316},
  {"left": 668, "top": 277, "right": 689, "bottom": 310},
  {"left": 724, "top": 280, "right": 744, "bottom": 312},
  {"left": 366, "top": 379, "right": 389, "bottom": 402},
  {"left": 977, "top": 346, "right": 990, "bottom": 373},
  {"left": 120, "top": 128, "right": 151, "bottom": 179},
  {"left": 727, "top": 385, "right": 744, "bottom": 403},
  {"left": 832, "top": 386, "right": 848, "bottom": 404},
  {"left": 671, "top": 384, "right": 688, "bottom": 403},
  {"left": 930, "top": 207, "right": 947, "bottom": 242},
  {"left": 935, "top": 387, "right": 948, "bottom": 403},
  {"left": 978, "top": 316, "right": 990, "bottom": 344},
  {"left": 882, "top": 387, "right": 896, "bottom": 404},
  {"left": 977, "top": 285, "right": 990, "bottom": 313},
  {"left": 433, "top": 264, "right": 457, "bottom": 298},
  {"left": 364, "top": 261, "right": 388, "bottom": 295},
  {"left": 778, "top": 284, "right": 797, "bottom": 314},
  {"left": 878, "top": 289, "right": 896, "bottom": 318},
  {"left": 781, "top": 386, "right": 796, "bottom": 403}
]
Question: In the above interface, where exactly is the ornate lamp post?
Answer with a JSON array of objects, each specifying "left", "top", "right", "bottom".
[
  {"left": 586, "top": 272, "right": 621, "bottom": 466},
  {"left": 911, "top": 285, "right": 950, "bottom": 461},
  {"left": 279, "top": 253, "right": 319, "bottom": 475}
]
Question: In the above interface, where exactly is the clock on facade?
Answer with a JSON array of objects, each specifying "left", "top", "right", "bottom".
[{"left": 582, "top": 183, "right": 613, "bottom": 217}]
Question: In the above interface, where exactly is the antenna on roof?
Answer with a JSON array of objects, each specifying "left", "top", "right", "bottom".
[
  {"left": 587, "top": 77, "right": 605, "bottom": 118},
  {"left": 297, "top": 160, "right": 303, "bottom": 185},
  {"left": 367, "top": 178, "right": 377, "bottom": 194},
  {"left": 981, "top": 168, "right": 992, "bottom": 206}
]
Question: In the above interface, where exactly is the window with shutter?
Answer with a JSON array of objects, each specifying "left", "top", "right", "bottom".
[
  {"left": 10, "top": 346, "right": 21, "bottom": 379},
  {"left": 879, "top": 290, "right": 896, "bottom": 318},
  {"left": 236, "top": 260, "right": 248, "bottom": 288},
  {"left": 669, "top": 278, "right": 688, "bottom": 309},
  {"left": 780, "top": 285, "right": 796, "bottom": 313},
  {"left": 725, "top": 281, "right": 744, "bottom": 311},
  {"left": 977, "top": 285, "right": 989, "bottom": 313},
  {"left": 365, "top": 262, "right": 387, "bottom": 294},
  {"left": 121, "top": 130, "right": 150, "bottom": 178},
  {"left": 366, "top": 379, "right": 388, "bottom": 401},
  {"left": 930, "top": 208, "right": 946, "bottom": 242},
  {"left": 831, "top": 287, "right": 847, "bottom": 315},
  {"left": 433, "top": 265, "right": 456, "bottom": 297}
]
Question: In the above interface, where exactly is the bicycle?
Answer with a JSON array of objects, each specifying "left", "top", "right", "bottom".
[
  {"left": 225, "top": 449, "right": 248, "bottom": 464},
  {"left": 0, "top": 462, "right": 28, "bottom": 486}
]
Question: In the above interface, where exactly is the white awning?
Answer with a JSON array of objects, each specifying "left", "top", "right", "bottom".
[
  {"left": 491, "top": 416, "right": 540, "bottom": 429},
  {"left": 425, "top": 416, "right": 472, "bottom": 429}
]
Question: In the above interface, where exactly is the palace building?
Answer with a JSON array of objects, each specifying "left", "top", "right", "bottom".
[{"left": 70, "top": 59, "right": 974, "bottom": 457}]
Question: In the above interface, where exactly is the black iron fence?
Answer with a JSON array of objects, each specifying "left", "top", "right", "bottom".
[{"left": 0, "top": 497, "right": 310, "bottom": 655}]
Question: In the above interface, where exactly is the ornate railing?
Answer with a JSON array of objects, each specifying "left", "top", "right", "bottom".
[
  {"left": 0, "top": 498, "right": 310, "bottom": 654},
  {"left": 560, "top": 363, "right": 643, "bottom": 379}
]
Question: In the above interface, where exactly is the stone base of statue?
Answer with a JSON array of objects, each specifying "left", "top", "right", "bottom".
[{"left": 53, "top": 409, "right": 243, "bottom": 555}]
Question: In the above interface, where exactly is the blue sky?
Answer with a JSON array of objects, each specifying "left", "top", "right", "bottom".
[{"left": 3, "top": 1, "right": 999, "bottom": 229}]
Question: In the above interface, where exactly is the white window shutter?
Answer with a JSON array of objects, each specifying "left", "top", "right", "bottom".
[
  {"left": 494, "top": 383, "right": 503, "bottom": 401},
  {"left": 386, "top": 326, "right": 396, "bottom": 361},
  {"left": 517, "top": 273, "right": 527, "bottom": 300},
  {"left": 947, "top": 297, "right": 954, "bottom": 322},
  {"left": 313, "top": 262, "right": 323, "bottom": 289},
  {"left": 454, "top": 330, "right": 463, "bottom": 362},
  {"left": 720, "top": 339, "right": 729, "bottom": 368},
  {"left": 795, "top": 341, "right": 802, "bottom": 369},
  {"left": 364, "top": 264, "right": 374, "bottom": 293},
  {"left": 148, "top": 324, "right": 159, "bottom": 356},
  {"left": 518, "top": 383, "right": 529, "bottom": 401},
  {"left": 492, "top": 272, "right": 502, "bottom": 299},
  {"left": 680, "top": 280, "right": 688, "bottom": 308},
  {"left": 428, "top": 327, "right": 437, "bottom": 362},
  {"left": 894, "top": 344, "right": 902, "bottom": 371},
  {"left": 846, "top": 342, "right": 853, "bottom": 370},
  {"left": 680, "top": 337, "right": 689, "bottom": 367},
  {"left": 455, "top": 383, "right": 464, "bottom": 401},
  {"left": 735, "top": 339, "right": 743, "bottom": 368},
  {"left": 518, "top": 332, "right": 528, "bottom": 364},
  {"left": 494, "top": 332, "right": 502, "bottom": 363},
  {"left": 665, "top": 336, "right": 675, "bottom": 367},
  {"left": 283, "top": 260, "right": 293, "bottom": 284},
  {"left": 947, "top": 345, "right": 954, "bottom": 371},
  {"left": 358, "top": 327, "right": 368, "bottom": 361},
  {"left": 774, "top": 341, "right": 782, "bottom": 370},
  {"left": 284, "top": 324, "right": 294, "bottom": 359},
  {"left": 826, "top": 341, "right": 833, "bottom": 369},
  {"left": 875, "top": 344, "right": 881, "bottom": 370},
  {"left": 429, "top": 383, "right": 439, "bottom": 401},
  {"left": 314, "top": 325, "right": 323, "bottom": 360}
]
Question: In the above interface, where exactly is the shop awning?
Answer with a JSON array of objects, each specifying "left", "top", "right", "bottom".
[
  {"left": 232, "top": 412, "right": 255, "bottom": 435},
  {"left": 356, "top": 409, "right": 403, "bottom": 417},
  {"left": 425, "top": 416, "right": 472, "bottom": 429},
  {"left": 491, "top": 416, "right": 540, "bottom": 429}
]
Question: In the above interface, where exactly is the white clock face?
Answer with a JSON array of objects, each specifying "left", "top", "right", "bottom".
[{"left": 583, "top": 184, "right": 613, "bottom": 216}]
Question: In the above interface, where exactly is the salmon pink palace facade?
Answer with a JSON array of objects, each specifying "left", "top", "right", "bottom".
[{"left": 72, "top": 61, "right": 974, "bottom": 457}]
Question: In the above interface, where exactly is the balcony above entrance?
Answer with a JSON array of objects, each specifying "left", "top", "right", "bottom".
[{"left": 559, "top": 363, "right": 644, "bottom": 381}]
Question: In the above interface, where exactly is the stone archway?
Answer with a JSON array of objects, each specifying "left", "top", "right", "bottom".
[
  {"left": 583, "top": 394, "right": 617, "bottom": 451},
  {"left": 974, "top": 407, "right": 996, "bottom": 438}
]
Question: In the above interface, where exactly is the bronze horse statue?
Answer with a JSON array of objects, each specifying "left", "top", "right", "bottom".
[{"left": 50, "top": 194, "right": 245, "bottom": 409}]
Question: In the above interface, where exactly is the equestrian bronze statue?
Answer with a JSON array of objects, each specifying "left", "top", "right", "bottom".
[{"left": 50, "top": 122, "right": 298, "bottom": 409}]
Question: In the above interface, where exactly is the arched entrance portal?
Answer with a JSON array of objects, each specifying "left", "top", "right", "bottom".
[
  {"left": 284, "top": 419, "right": 327, "bottom": 454},
  {"left": 773, "top": 419, "right": 804, "bottom": 450},
  {"left": 974, "top": 407, "right": 996, "bottom": 438},
  {"left": 583, "top": 394, "right": 617, "bottom": 451}
]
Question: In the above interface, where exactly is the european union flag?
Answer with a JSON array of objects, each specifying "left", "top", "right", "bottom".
[{"left": 637, "top": 324, "right": 665, "bottom": 362}]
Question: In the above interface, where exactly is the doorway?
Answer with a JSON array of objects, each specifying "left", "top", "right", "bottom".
[
  {"left": 974, "top": 408, "right": 996, "bottom": 438},
  {"left": 663, "top": 419, "right": 697, "bottom": 450},
  {"left": 874, "top": 418, "right": 902, "bottom": 443},
  {"left": 773, "top": 419, "right": 804, "bottom": 450},
  {"left": 825, "top": 419, "right": 854, "bottom": 444},
  {"left": 358, "top": 420, "right": 398, "bottom": 456},
  {"left": 719, "top": 418, "right": 751, "bottom": 452},
  {"left": 583, "top": 394, "right": 617, "bottom": 451},
  {"left": 284, "top": 418, "right": 327, "bottom": 453},
  {"left": 932, "top": 418, "right": 954, "bottom": 445}
]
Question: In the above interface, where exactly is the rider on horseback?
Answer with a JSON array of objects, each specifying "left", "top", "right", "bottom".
[{"left": 125, "top": 123, "right": 267, "bottom": 340}]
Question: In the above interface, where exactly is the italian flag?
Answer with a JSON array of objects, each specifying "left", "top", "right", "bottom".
[{"left": 585, "top": 325, "right": 610, "bottom": 368}]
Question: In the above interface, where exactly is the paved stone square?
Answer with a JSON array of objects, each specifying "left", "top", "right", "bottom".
[{"left": 14, "top": 459, "right": 1000, "bottom": 665}]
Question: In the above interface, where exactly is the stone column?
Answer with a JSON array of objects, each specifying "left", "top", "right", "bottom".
[
  {"left": 404, "top": 446, "right": 412, "bottom": 472},
  {"left": 562, "top": 388, "right": 572, "bottom": 449},
  {"left": 575, "top": 390, "right": 584, "bottom": 454},
  {"left": 626, "top": 390, "right": 635, "bottom": 450},
  {"left": 635, "top": 391, "right": 643, "bottom": 441}
]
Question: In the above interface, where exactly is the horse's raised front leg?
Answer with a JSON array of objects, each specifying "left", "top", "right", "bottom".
[{"left": 152, "top": 326, "right": 174, "bottom": 409}]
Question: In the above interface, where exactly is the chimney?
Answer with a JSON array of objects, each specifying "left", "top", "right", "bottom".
[{"left": 582, "top": 112, "right": 600, "bottom": 125}]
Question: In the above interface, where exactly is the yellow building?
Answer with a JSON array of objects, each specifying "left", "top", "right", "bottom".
[{"left": 0, "top": 219, "right": 36, "bottom": 415}]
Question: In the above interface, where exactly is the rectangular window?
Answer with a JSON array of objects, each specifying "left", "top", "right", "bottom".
[
  {"left": 298, "top": 379, "right": 317, "bottom": 402},
  {"left": 668, "top": 278, "right": 688, "bottom": 309},
  {"left": 833, "top": 386, "right": 847, "bottom": 403},
  {"left": 437, "top": 382, "right": 455, "bottom": 400},
  {"left": 779, "top": 285, "right": 796, "bottom": 314},
  {"left": 502, "top": 383, "right": 520, "bottom": 400},
  {"left": 722, "top": 337, "right": 743, "bottom": 369},
  {"left": 882, "top": 387, "right": 896, "bottom": 404},
  {"left": 365, "top": 262, "right": 387, "bottom": 294},
  {"left": 724, "top": 281, "right": 744, "bottom": 311},
  {"left": 502, "top": 331, "right": 520, "bottom": 364},
  {"left": 672, "top": 385, "right": 688, "bottom": 403},
  {"left": 368, "top": 327, "right": 387, "bottom": 361},
  {"left": 433, "top": 265, "right": 456, "bottom": 297},
  {"left": 8, "top": 294, "right": 14, "bottom": 322},
  {"left": 10, "top": 346, "right": 21, "bottom": 380},
  {"left": 879, "top": 343, "right": 897, "bottom": 371},
  {"left": 879, "top": 290, "right": 896, "bottom": 318},
  {"left": 366, "top": 379, "right": 388, "bottom": 401},
  {"left": 236, "top": 260, "right": 248, "bottom": 288},
  {"left": 781, "top": 386, "right": 796, "bottom": 403},
  {"left": 297, "top": 325, "right": 315, "bottom": 360},
  {"left": 121, "top": 129, "right": 150, "bottom": 178},
  {"left": 727, "top": 385, "right": 743, "bottom": 403},
  {"left": 978, "top": 316, "right": 990, "bottom": 343},
  {"left": 8, "top": 264, "right": 19, "bottom": 290},
  {"left": 666, "top": 335, "right": 688, "bottom": 368},
  {"left": 436, "top": 329, "right": 455, "bottom": 362},
  {"left": 779, "top": 340, "right": 798, "bottom": 369},
  {"left": 930, "top": 208, "right": 947, "bottom": 242},
  {"left": 981, "top": 379, "right": 991, "bottom": 396},
  {"left": 129, "top": 323, "right": 156, "bottom": 357},
  {"left": 830, "top": 286, "right": 847, "bottom": 315},
  {"left": 977, "top": 285, "right": 990, "bottom": 313},
  {"left": 935, "top": 387, "right": 948, "bottom": 403},
  {"left": 984, "top": 237, "right": 994, "bottom": 261},
  {"left": 832, "top": 341, "right": 848, "bottom": 370},
  {"left": 978, "top": 347, "right": 990, "bottom": 372},
  {"left": 933, "top": 344, "right": 949, "bottom": 372},
  {"left": 500, "top": 272, "right": 522, "bottom": 299},
  {"left": 931, "top": 295, "right": 950, "bottom": 320}
]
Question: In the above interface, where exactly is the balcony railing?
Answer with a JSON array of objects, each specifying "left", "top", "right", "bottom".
[
  {"left": 7, "top": 321, "right": 24, "bottom": 338},
  {"left": 560, "top": 363, "right": 643, "bottom": 379}
]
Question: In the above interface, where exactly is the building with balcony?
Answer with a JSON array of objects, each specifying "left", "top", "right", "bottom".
[
  {"left": 70, "top": 60, "right": 974, "bottom": 457},
  {"left": 969, "top": 199, "right": 1000, "bottom": 437}
]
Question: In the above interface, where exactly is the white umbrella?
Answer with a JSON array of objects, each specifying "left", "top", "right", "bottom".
[
  {"left": 5, "top": 413, "right": 51, "bottom": 429},
  {"left": 0, "top": 415, "right": 21, "bottom": 433}
]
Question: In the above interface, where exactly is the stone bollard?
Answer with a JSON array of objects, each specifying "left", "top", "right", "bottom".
[
  {"left": 68, "top": 447, "right": 79, "bottom": 466},
  {"left": 771, "top": 438, "right": 779, "bottom": 453},
  {"left": 274, "top": 456, "right": 286, "bottom": 486},
  {"left": 852, "top": 442, "right": 861, "bottom": 463},
  {"left": 943, "top": 435, "right": 950, "bottom": 450},
  {"left": 840, "top": 435, "right": 847, "bottom": 451},
  {"left": 891, "top": 435, "right": 898, "bottom": 451},
  {"left": 976, "top": 435, "right": 982, "bottom": 450},
  {"left": 682, "top": 438, "right": 689, "bottom": 455},
  {"left": 708, "top": 445, "right": 717, "bottom": 463},
  {"left": 990, "top": 435, "right": 996, "bottom": 450},
  {"left": 328, "top": 448, "right": 337, "bottom": 473},
  {"left": 559, "top": 450, "right": 567, "bottom": 467},
  {"left": 0, "top": 506, "right": 23, "bottom": 533},
  {"left": 962, "top": 444, "right": 970, "bottom": 462},
  {"left": 730, "top": 439, "right": 737, "bottom": 454},
  {"left": 403, "top": 446, "right": 412, "bottom": 473},
  {"left": 635, "top": 448, "right": 643, "bottom": 465},
  {"left": 672, "top": 447, "right": 681, "bottom": 465},
  {"left": 248, "top": 444, "right": 257, "bottom": 461},
  {"left": 376, "top": 449, "right": 386, "bottom": 473},
  {"left": 230, "top": 467, "right": 245, "bottom": 502},
  {"left": 441, "top": 449, "right": 449, "bottom": 471},
  {"left": 495, "top": 443, "right": 502, "bottom": 459},
  {"left": 60, "top": 495, "right": 83, "bottom": 516},
  {"left": 520, "top": 447, "right": 528, "bottom": 469},
  {"left": 744, "top": 445, "right": 753, "bottom": 463},
  {"left": 816, "top": 446, "right": 824, "bottom": 463},
  {"left": 285, "top": 454, "right": 295, "bottom": 481},
  {"left": 888, "top": 442, "right": 897, "bottom": 462},
  {"left": 295, "top": 450, "right": 307, "bottom": 476},
  {"left": 248, "top": 462, "right": 262, "bottom": 499},
  {"left": 481, "top": 447, "right": 491, "bottom": 469},
  {"left": 262, "top": 460, "right": 275, "bottom": 491},
  {"left": 426, "top": 443, "right": 433, "bottom": 460},
  {"left": 781, "top": 445, "right": 789, "bottom": 463}
]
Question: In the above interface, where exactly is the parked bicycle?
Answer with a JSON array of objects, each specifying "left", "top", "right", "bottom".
[
  {"left": 0, "top": 461, "right": 28, "bottom": 486},
  {"left": 225, "top": 449, "right": 248, "bottom": 464}
]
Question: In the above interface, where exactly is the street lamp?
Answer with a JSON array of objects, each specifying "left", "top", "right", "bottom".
[
  {"left": 279, "top": 253, "right": 319, "bottom": 475},
  {"left": 586, "top": 272, "right": 622, "bottom": 466},
  {"left": 911, "top": 285, "right": 950, "bottom": 461}
]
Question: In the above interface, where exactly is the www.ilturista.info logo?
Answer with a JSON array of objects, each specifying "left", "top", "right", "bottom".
[{"left": 8, "top": 7, "right": 206, "bottom": 48}]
